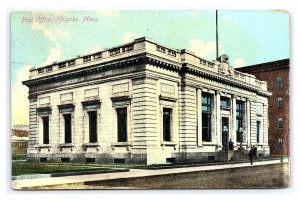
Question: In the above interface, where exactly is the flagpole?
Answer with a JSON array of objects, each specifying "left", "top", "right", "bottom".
[{"left": 216, "top": 10, "right": 219, "bottom": 60}]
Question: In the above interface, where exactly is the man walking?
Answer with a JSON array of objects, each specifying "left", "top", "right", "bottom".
[{"left": 248, "top": 146, "right": 254, "bottom": 165}]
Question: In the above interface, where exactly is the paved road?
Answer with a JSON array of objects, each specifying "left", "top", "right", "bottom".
[{"left": 12, "top": 159, "right": 288, "bottom": 189}]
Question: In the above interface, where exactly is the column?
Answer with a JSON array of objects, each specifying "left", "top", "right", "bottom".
[
  {"left": 216, "top": 91, "right": 221, "bottom": 145},
  {"left": 246, "top": 99, "right": 251, "bottom": 147},
  {"left": 197, "top": 88, "right": 202, "bottom": 146},
  {"left": 28, "top": 95, "right": 38, "bottom": 155},
  {"left": 231, "top": 95, "right": 236, "bottom": 144}
]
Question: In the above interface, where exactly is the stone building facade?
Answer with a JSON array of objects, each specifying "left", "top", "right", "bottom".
[
  {"left": 237, "top": 59, "right": 289, "bottom": 156},
  {"left": 23, "top": 37, "right": 271, "bottom": 164}
]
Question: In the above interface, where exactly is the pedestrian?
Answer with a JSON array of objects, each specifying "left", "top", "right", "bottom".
[
  {"left": 252, "top": 146, "right": 257, "bottom": 159},
  {"left": 228, "top": 139, "right": 234, "bottom": 151},
  {"left": 248, "top": 147, "right": 254, "bottom": 165}
]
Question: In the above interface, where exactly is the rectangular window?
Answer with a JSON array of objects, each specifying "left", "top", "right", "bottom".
[
  {"left": 277, "top": 97, "right": 283, "bottom": 108},
  {"left": 202, "top": 93, "right": 213, "bottom": 142},
  {"left": 117, "top": 108, "right": 127, "bottom": 142},
  {"left": 122, "top": 45, "right": 134, "bottom": 52},
  {"left": 42, "top": 116, "right": 49, "bottom": 144},
  {"left": 163, "top": 108, "right": 172, "bottom": 141},
  {"left": 110, "top": 48, "right": 120, "bottom": 56},
  {"left": 83, "top": 56, "right": 91, "bottom": 62},
  {"left": 236, "top": 100, "right": 245, "bottom": 143},
  {"left": 88, "top": 111, "right": 97, "bottom": 143},
  {"left": 93, "top": 53, "right": 102, "bottom": 59},
  {"left": 256, "top": 121, "right": 261, "bottom": 143},
  {"left": 220, "top": 96, "right": 230, "bottom": 109},
  {"left": 59, "top": 62, "right": 66, "bottom": 68},
  {"left": 277, "top": 77, "right": 283, "bottom": 89},
  {"left": 67, "top": 60, "right": 76, "bottom": 66},
  {"left": 278, "top": 117, "right": 283, "bottom": 129},
  {"left": 277, "top": 138, "right": 283, "bottom": 149},
  {"left": 64, "top": 114, "right": 72, "bottom": 143}
]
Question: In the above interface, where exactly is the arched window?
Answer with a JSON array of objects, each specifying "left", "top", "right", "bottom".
[{"left": 277, "top": 77, "right": 283, "bottom": 89}]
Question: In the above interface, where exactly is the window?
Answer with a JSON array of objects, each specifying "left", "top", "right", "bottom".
[
  {"left": 117, "top": 108, "right": 127, "bottom": 142},
  {"left": 42, "top": 116, "right": 49, "bottom": 144},
  {"left": 59, "top": 62, "right": 66, "bottom": 68},
  {"left": 83, "top": 56, "right": 91, "bottom": 62},
  {"left": 156, "top": 45, "right": 166, "bottom": 53},
  {"left": 88, "top": 111, "right": 97, "bottom": 143},
  {"left": 67, "top": 60, "right": 76, "bottom": 66},
  {"left": 277, "top": 97, "right": 283, "bottom": 108},
  {"left": 45, "top": 66, "right": 52, "bottom": 72},
  {"left": 220, "top": 96, "right": 230, "bottom": 109},
  {"left": 278, "top": 117, "right": 283, "bottom": 129},
  {"left": 202, "top": 93, "right": 213, "bottom": 142},
  {"left": 122, "top": 45, "right": 134, "bottom": 52},
  {"left": 93, "top": 53, "right": 102, "bottom": 59},
  {"left": 167, "top": 49, "right": 176, "bottom": 57},
  {"left": 256, "top": 121, "right": 261, "bottom": 143},
  {"left": 277, "top": 77, "right": 283, "bottom": 89},
  {"left": 236, "top": 100, "right": 245, "bottom": 143},
  {"left": 63, "top": 114, "right": 72, "bottom": 143},
  {"left": 277, "top": 138, "right": 283, "bottom": 149},
  {"left": 163, "top": 108, "right": 172, "bottom": 141},
  {"left": 110, "top": 48, "right": 120, "bottom": 56}
]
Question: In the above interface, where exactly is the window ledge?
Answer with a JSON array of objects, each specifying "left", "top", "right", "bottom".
[
  {"left": 202, "top": 142, "right": 217, "bottom": 146},
  {"left": 161, "top": 141, "right": 177, "bottom": 150},
  {"left": 111, "top": 142, "right": 132, "bottom": 151},
  {"left": 37, "top": 144, "right": 51, "bottom": 152},
  {"left": 159, "top": 95, "right": 178, "bottom": 102},
  {"left": 59, "top": 143, "right": 74, "bottom": 151},
  {"left": 82, "top": 143, "right": 100, "bottom": 151},
  {"left": 83, "top": 143, "right": 100, "bottom": 147},
  {"left": 37, "top": 144, "right": 51, "bottom": 148},
  {"left": 59, "top": 143, "right": 74, "bottom": 148},
  {"left": 221, "top": 106, "right": 231, "bottom": 110}
]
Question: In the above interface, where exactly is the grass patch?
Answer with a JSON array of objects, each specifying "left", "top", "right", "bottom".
[
  {"left": 12, "top": 163, "right": 117, "bottom": 176},
  {"left": 12, "top": 154, "right": 26, "bottom": 160}
]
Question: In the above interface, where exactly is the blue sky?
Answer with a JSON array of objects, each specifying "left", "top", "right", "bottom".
[{"left": 11, "top": 10, "right": 289, "bottom": 124}]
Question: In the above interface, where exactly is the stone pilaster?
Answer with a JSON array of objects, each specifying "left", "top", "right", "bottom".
[
  {"left": 246, "top": 99, "right": 251, "bottom": 147},
  {"left": 131, "top": 77, "right": 158, "bottom": 150},
  {"left": 231, "top": 95, "right": 236, "bottom": 144},
  {"left": 196, "top": 88, "right": 202, "bottom": 146},
  {"left": 27, "top": 95, "right": 39, "bottom": 159},
  {"left": 178, "top": 84, "right": 197, "bottom": 148},
  {"left": 215, "top": 91, "right": 221, "bottom": 145},
  {"left": 262, "top": 103, "right": 269, "bottom": 145},
  {"left": 249, "top": 100, "right": 257, "bottom": 147}
]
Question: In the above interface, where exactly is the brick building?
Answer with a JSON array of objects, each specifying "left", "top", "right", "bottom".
[
  {"left": 23, "top": 37, "right": 271, "bottom": 164},
  {"left": 237, "top": 59, "right": 289, "bottom": 156}
]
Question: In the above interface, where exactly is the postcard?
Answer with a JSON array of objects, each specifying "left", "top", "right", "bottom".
[{"left": 11, "top": 10, "right": 290, "bottom": 190}]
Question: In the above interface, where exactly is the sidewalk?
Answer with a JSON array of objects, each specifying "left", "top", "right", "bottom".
[{"left": 12, "top": 159, "right": 288, "bottom": 189}]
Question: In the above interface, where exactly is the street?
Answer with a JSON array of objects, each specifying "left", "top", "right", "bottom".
[{"left": 30, "top": 162, "right": 289, "bottom": 189}]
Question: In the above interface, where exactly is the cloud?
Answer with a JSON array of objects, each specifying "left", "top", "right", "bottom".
[
  {"left": 84, "top": 46, "right": 102, "bottom": 55},
  {"left": 39, "top": 47, "right": 63, "bottom": 67},
  {"left": 31, "top": 12, "right": 68, "bottom": 67},
  {"left": 11, "top": 65, "right": 31, "bottom": 125},
  {"left": 97, "top": 11, "right": 121, "bottom": 19},
  {"left": 233, "top": 58, "right": 246, "bottom": 68},
  {"left": 31, "top": 20, "right": 70, "bottom": 44},
  {"left": 188, "top": 38, "right": 216, "bottom": 59},
  {"left": 122, "top": 32, "right": 139, "bottom": 44}
]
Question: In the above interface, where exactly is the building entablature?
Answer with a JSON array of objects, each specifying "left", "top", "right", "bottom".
[
  {"left": 181, "top": 63, "right": 271, "bottom": 97},
  {"left": 24, "top": 37, "right": 270, "bottom": 98}
]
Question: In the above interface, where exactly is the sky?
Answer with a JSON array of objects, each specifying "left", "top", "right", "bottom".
[{"left": 10, "top": 10, "right": 290, "bottom": 125}]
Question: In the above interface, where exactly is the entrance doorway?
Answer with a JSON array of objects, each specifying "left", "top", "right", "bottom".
[{"left": 222, "top": 117, "right": 229, "bottom": 149}]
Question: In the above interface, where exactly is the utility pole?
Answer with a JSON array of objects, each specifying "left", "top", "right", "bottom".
[{"left": 216, "top": 10, "right": 219, "bottom": 60}]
